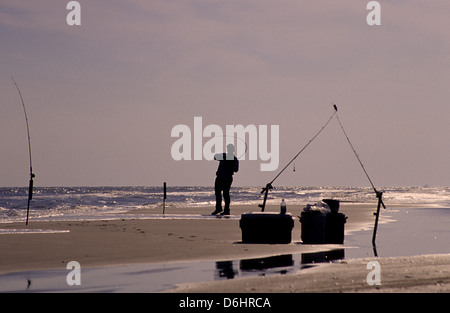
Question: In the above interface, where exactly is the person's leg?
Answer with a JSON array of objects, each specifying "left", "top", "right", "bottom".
[
  {"left": 221, "top": 178, "right": 233, "bottom": 215},
  {"left": 212, "top": 177, "right": 223, "bottom": 215}
]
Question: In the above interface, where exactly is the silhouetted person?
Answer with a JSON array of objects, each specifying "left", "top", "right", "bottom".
[{"left": 211, "top": 144, "right": 239, "bottom": 215}]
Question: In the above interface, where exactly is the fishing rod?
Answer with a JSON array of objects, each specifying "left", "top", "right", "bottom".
[
  {"left": 333, "top": 104, "right": 386, "bottom": 250},
  {"left": 12, "top": 77, "right": 35, "bottom": 225},
  {"left": 223, "top": 135, "right": 248, "bottom": 160},
  {"left": 258, "top": 109, "right": 337, "bottom": 212}
]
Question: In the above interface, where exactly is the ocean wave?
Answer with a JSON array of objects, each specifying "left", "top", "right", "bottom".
[{"left": 1, "top": 186, "right": 449, "bottom": 223}]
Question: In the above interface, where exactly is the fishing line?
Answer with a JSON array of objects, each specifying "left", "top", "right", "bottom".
[
  {"left": 12, "top": 77, "right": 35, "bottom": 225},
  {"left": 222, "top": 135, "right": 248, "bottom": 159},
  {"left": 259, "top": 109, "right": 336, "bottom": 211},
  {"left": 268, "top": 109, "right": 337, "bottom": 186},
  {"left": 333, "top": 104, "right": 386, "bottom": 250},
  {"left": 333, "top": 104, "right": 377, "bottom": 193}
]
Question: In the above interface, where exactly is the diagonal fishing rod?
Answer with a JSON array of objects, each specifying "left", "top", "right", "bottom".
[
  {"left": 334, "top": 104, "right": 376, "bottom": 193},
  {"left": 259, "top": 109, "right": 337, "bottom": 212},
  {"left": 12, "top": 77, "right": 35, "bottom": 225},
  {"left": 223, "top": 135, "right": 248, "bottom": 159},
  {"left": 333, "top": 104, "right": 386, "bottom": 250}
]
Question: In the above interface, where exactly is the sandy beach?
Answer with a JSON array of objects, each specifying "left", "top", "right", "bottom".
[
  {"left": 0, "top": 204, "right": 368, "bottom": 274},
  {"left": 0, "top": 203, "right": 449, "bottom": 292}
]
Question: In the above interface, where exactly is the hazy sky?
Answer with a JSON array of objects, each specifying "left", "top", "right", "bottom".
[{"left": 1, "top": 0, "right": 449, "bottom": 187}]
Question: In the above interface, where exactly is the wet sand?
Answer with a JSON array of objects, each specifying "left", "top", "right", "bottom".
[
  {"left": 1, "top": 203, "right": 449, "bottom": 292},
  {"left": 172, "top": 254, "right": 450, "bottom": 293}
]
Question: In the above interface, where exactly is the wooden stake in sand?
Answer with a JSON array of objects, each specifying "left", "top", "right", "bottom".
[{"left": 163, "top": 182, "right": 167, "bottom": 215}]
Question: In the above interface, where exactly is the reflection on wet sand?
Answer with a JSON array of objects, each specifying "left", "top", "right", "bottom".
[{"left": 215, "top": 249, "right": 345, "bottom": 281}]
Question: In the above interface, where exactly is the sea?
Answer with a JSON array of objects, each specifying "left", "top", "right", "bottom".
[{"left": 1, "top": 185, "right": 450, "bottom": 224}]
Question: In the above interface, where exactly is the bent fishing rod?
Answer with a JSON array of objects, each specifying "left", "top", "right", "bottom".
[
  {"left": 12, "top": 77, "right": 35, "bottom": 225},
  {"left": 259, "top": 108, "right": 337, "bottom": 212},
  {"left": 333, "top": 104, "right": 386, "bottom": 250}
]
